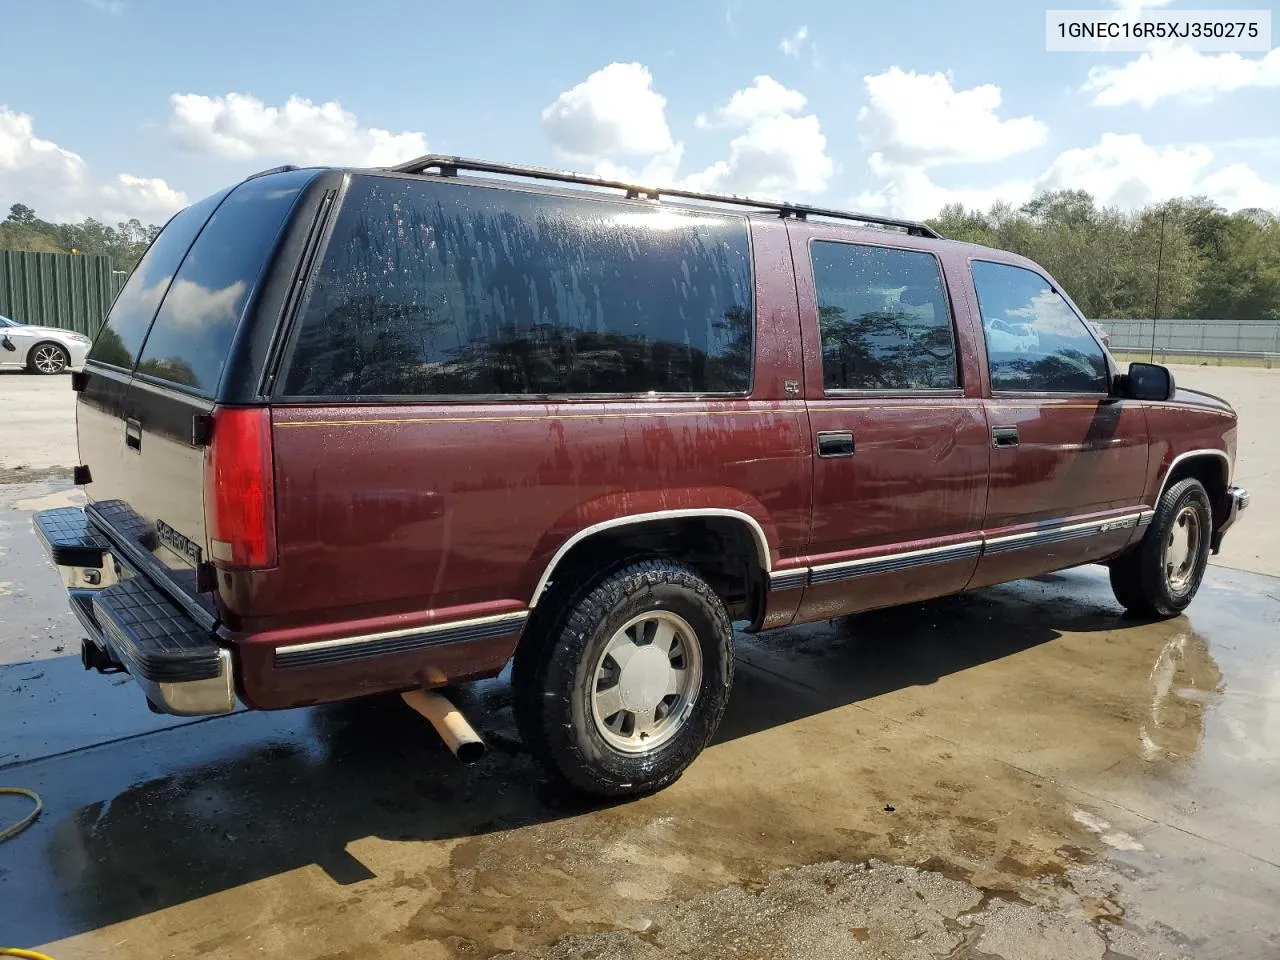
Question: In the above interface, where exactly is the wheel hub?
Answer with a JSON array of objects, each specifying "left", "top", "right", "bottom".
[
  {"left": 1164, "top": 505, "right": 1202, "bottom": 593},
  {"left": 589, "top": 610, "right": 703, "bottom": 754},
  {"left": 616, "top": 645, "right": 673, "bottom": 715}
]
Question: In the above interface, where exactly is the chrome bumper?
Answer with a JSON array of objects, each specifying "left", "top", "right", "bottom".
[
  {"left": 33, "top": 506, "right": 236, "bottom": 717},
  {"left": 1211, "top": 485, "right": 1249, "bottom": 553}
]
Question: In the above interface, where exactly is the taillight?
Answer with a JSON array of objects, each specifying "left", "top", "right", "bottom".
[{"left": 205, "top": 407, "right": 277, "bottom": 569}]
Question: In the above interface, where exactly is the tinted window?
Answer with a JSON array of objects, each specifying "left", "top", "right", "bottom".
[
  {"left": 811, "top": 241, "right": 956, "bottom": 391},
  {"left": 284, "top": 176, "right": 754, "bottom": 397},
  {"left": 87, "top": 190, "right": 227, "bottom": 371},
  {"left": 971, "top": 261, "right": 1107, "bottom": 393},
  {"left": 133, "top": 170, "right": 317, "bottom": 396}
]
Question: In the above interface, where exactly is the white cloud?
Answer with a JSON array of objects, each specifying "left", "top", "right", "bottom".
[
  {"left": 1036, "top": 133, "right": 1213, "bottom": 208},
  {"left": 696, "top": 75, "right": 807, "bottom": 128},
  {"left": 541, "top": 63, "right": 673, "bottom": 161},
  {"left": 0, "top": 105, "right": 187, "bottom": 223},
  {"left": 685, "top": 113, "right": 833, "bottom": 197},
  {"left": 859, "top": 67, "right": 1047, "bottom": 166},
  {"left": 855, "top": 156, "right": 1034, "bottom": 220},
  {"left": 856, "top": 132, "right": 1280, "bottom": 219},
  {"left": 99, "top": 174, "right": 188, "bottom": 224},
  {"left": 1198, "top": 163, "right": 1280, "bottom": 211},
  {"left": 593, "top": 145, "right": 686, "bottom": 187},
  {"left": 539, "top": 66, "right": 832, "bottom": 199},
  {"left": 683, "top": 75, "right": 832, "bottom": 197},
  {"left": 1084, "top": 45, "right": 1280, "bottom": 107},
  {"left": 780, "top": 26, "right": 809, "bottom": 56},
  {"left": 169, "top": 92, "right": 428, "bottom": 166}
]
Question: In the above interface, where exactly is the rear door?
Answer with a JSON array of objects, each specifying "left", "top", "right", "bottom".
[
  {"left": 788, "top": 223, "right": 990, "bottom": 621},
  {"left": 78, "top": 170, "right": 319, "bottom": 612}
]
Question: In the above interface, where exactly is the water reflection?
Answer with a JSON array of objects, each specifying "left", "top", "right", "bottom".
[{"left": 1138, "top": 631, "right": 1224, "bottom": 763}]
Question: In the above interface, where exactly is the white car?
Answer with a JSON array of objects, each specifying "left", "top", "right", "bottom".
[{"left": 0, "top": 314, "right": 92, "bottom": 374}]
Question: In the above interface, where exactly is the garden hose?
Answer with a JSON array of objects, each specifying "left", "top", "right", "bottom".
[
  {"left": 0, "top": 787, "right": 42, "bottom": 842},
  {"left": 1, "top": 790, "right": 52, "bottom": 958}
]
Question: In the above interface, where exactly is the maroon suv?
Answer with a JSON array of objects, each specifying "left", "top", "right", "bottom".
[{"left": 35, "top": 156, "right": 1248, "bottom": 796}]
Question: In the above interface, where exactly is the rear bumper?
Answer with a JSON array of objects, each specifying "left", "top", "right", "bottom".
[
  {"left": 33, "top": 506, "right": 236, "bottom": 716},
  {"left": 1211, "top": 485, "right": 1250, "bottom": 553}
]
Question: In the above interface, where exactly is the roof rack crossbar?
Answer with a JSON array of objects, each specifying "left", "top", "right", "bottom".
[{"left": 389, "top": 154, "right": 941, "bottom": 239}]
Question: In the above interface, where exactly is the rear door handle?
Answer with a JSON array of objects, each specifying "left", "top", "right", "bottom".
[
  {"left": 124, "top": 417, "right": 142, "bottom": 452},
  {"left": 817, "top": 430, "right": 855, "bottom": 458},
  {"left": 991, "top": 425, "right": 1019, "bottom": 448}
]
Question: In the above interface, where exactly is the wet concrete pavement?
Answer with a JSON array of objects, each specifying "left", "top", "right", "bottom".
[{"left": 2, "top": 481, "right": 1279, "bottom": 958}]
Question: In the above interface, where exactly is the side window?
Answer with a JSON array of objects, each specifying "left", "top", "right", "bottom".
[
  {"left": 87, "top": 189, "right": 228, "bottom": 371},
  {"left": 134, "top": 170, "right": 316, "bottom": 396},
  {"left": 283, "top": 176, "right": 754, "bottom": 397},
  {"left": 811, "top": 241, "right": 957, "bottom": 391},
  {"left": 971, "top": 261, "right": 1107, "bottom": 393}
]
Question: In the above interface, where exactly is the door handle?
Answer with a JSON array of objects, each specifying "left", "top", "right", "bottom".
[
  {"left": 817, "top": 430, "right": 855, "bottom": 458},
  {"left": 991, "top": 425, "right": 1019, "bottom": 448},
  {"left": 124, "top": 417, "right": 142, "bottom": 452}
]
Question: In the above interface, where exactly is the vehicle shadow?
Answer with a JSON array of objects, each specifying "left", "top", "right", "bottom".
[{"left": 6, "top": 572, "right": 1176, "bottom": 946}]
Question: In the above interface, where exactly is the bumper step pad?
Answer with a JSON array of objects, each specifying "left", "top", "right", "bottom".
[
  {"left": 93, "top": 578, "right": 222, "bottom": 683},
  {"left": 33, "top": 506, "right": 109, "bottom": 567}
]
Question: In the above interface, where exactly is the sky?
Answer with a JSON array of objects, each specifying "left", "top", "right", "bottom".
[{"left": 1, "top": 0, "right": 1278, "bottom": 226}]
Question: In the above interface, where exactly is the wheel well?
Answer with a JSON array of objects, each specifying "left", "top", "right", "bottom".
[
  {"left": 28, "top": 340, "right": 68, "bottom": 361},
  {"left": 1163, "top": 454, "right": 1229, "bottom": 528},
  {"left": 531, "top": 516, "right": 768, "bottom": 627}
]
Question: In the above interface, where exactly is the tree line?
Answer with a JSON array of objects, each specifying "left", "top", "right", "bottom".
[
  {"left": 3, "top": 190, "right": 1278, "bottom": 320},
  {"left": 0, "top": 202, "right": 160, "bottom": 273},
  {"left": 926, "top": 190, "right": 1280, "bottom": 321}
]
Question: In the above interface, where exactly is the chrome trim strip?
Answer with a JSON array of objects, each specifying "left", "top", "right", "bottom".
[
  {"left": 529, "top": 509, "right": 773, "bottom": 607},
  {"left": 768, "top": 569, "right": 809, "bottom": 591},
  {"left": 1138, "top": 510, "right": 1155, "bottom": 527},
  {"left": 982, "top": 511, "right": 1146, "bottom": 556},
  {"left": 808, "top": 540, "right": 983, "bottom": 585},
  {"left": 275, "top": 610, "right": 529, "bottom": 661},
  {"left": 1156, "top": 449, "right": 1231, "bottom": 506}
]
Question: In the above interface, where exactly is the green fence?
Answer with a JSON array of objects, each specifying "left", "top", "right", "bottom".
[{"left": 0, "top": 251, "right": 126, "bottom": 337}]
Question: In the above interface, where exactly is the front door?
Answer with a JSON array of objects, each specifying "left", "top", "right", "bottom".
[
  {"left": 965, "top": 259, "right": 1150, "bottom": 588},
  {"left": 788, "top": 224, "right": 990, "bottom": 622}
]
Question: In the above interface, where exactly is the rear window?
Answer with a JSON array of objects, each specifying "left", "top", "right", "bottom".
[
  {"left": 133, "top": 169, "right": 317, "bottom": 397},
  {"left": 283, "top": 175, "right": 755, "bottom": 397},
  {"left": 810, "top": 241, "right": 957, "bottom": 391},
  {"left": 87, "top": 190, "right": 228, "bottom": 371}
]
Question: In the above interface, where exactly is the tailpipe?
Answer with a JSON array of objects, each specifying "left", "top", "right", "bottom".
[{"left": 401, "top": 689, "right": 486, "bottom": 763}]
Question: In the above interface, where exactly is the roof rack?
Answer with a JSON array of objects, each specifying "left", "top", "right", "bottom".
[{"left": 389, "top": 154, "right": 942, "bottom": 240}]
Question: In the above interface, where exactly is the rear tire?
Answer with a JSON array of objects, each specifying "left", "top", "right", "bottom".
[
  {"left": 1109, "top": 477, "right": 1212, "bottom": 618},
  {"left": 512, "top": 558, "right": 733, "bottom": 798},
  {"left": 28, "top": 342, "right": 68, "bottom": 374}
]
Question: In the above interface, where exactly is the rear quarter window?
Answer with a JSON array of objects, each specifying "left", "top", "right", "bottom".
[
  {"left": 87, "top": 190, "right": 228, "bottom": 371},
  {"left": 283, "top": 175, "right": 755, "bottom": 397},
  {"left": 133, "top": 169, "right": 318, "bottom": 397}
]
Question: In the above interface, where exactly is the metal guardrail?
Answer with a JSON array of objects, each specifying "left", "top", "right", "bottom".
[{"left": 1100, "top": 318, "right": 1280, "bottom": 357}]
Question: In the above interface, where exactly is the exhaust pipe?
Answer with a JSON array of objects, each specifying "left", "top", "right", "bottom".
[{"left": 401, "top": 689, "right": 486, "bottom": 763}]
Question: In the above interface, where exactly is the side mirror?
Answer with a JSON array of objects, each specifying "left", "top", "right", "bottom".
[
  {"left": 1, "top": 335, "right": 15, "bottom": 352},
  {"left": 1120, "top": 361, "right": 1175, "bottom": 401}
]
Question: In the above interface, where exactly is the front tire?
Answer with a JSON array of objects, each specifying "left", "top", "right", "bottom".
[
  {"left": 512, "top": 559, "right": 733, "bottom": 798},
  {"left": 28, "top": 342, "right": 69, "bottom": 374},
  {"left": 1109, "top": 477, "right": 1212, "bottom": 617}
]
